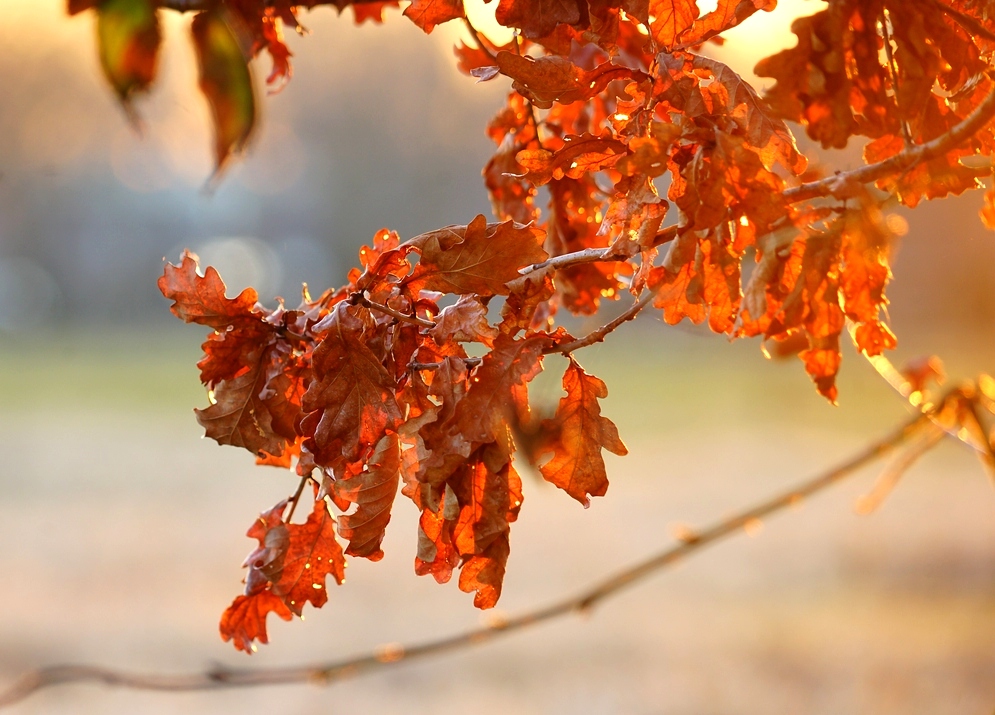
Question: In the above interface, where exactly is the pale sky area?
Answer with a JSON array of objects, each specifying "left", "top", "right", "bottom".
[{"left": 0, "top": 0, "right": 991, "bottom": 335}]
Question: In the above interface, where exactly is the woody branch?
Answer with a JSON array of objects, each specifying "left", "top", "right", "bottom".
[
  {"left": 784, "top": 77, "right": 995, "bottom": 203},
  {"left": 3, "top": 396, "right": 971, "bottom": 708}
]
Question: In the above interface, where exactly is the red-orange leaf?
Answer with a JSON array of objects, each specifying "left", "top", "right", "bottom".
[
  {"left": 273, "top": 498, "right": 346, "bottom": 616},
  {"left": 404, "top": 214, "right": 547, "bottom": 296},
  {"left": 450, "top": 443, "right": 523, "bottom": 607},
  {"left": 678, "top": 0, "right": 773, "bottom": 48},
  {"left": 219, "top": 591, "right": 292, "bottom": 654},
  {"left": 333, "top": 433, "right": 401, "bottom": 561},
  {"left": 648, "top": 0, "right": 698, "bottom": 49},
  {"left": 495, "top": 0, "right": 582, "bottom": 38},
  {"left": 301, "top": 303, "right": 402, "bottom": 469},
  {"left": 195, "top": 345, "right": 290, "bottom": 459},
  {"left": 515, "top": 133, "right": 626, "bottom": 186},
  {"left": 429, "top": 294, "right": 499, "bottom": 347},
  {"left": 495, "top": 53, "right": 640, "bottom": 109},
  {"left": 537, "top": 359, "right": 626, "bottom": 506},
  {"left": 458, "top": 532, "right": 512, "bottom": 609},
  {"left": 403, "top": 0, "right": 464, "bottom": 32},
  {"left": 158, "top": 250, "right": 260, "bottom": 330},
  {"left": 453, "top": 333, "right": 547, "bottom": 444}
]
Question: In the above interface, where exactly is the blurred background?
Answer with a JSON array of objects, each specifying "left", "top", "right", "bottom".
[{"left": 0, "top": 0, "right": 993, "bottom": 713}]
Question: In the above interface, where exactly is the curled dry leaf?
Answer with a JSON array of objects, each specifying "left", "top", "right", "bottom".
[{"left": 537, "top": 359, "right": 627, "bottom": 506}]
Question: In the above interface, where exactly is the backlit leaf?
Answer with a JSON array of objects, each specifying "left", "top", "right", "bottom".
[
  {"left": 333, "top": 433, "right": 402, "bottom": 561},
  {"left": 192, "top": 9, "right": 256, "bottom": 172},
  {"left": 96, "top": 0, "right": 160, "bottom": 103},
  {"left": 537, "top": 359, "right": 627, "bottom": 506},
  {"left": 404, "top": 214, "right": 547, "bottom": 296}
]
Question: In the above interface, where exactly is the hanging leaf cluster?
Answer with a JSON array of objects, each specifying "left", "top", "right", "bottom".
[{"left": 142, "top": 0, "right": 995, "bottom": 651}]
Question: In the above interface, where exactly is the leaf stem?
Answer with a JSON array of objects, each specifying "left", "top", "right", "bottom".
[
  {"left": 285, "top": 474, "right": 311, "bottom": 523},
  {"left": 546, "top": 291, "right": 655, "bottom": 355},
  {"left": 0, "top": 405, "right": 941, "bottom": 706}
]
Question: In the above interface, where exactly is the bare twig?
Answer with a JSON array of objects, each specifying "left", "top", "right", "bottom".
[
  {"left": 926, "top": 0, "right": 995, "bottom": 44},
  {"left": 284, "top": 474, "right": 311, "bottom": 522},
  {"left": 355, "top": 293, "right": 436, "bottom": 329},
  {"left": 0, "top": 407, "right": 939, "bottom": 707},
  {"left": 546, "top": 291, "right": 656, "bottom": 355},
  {"left": 408, "top": 357, "right": 482, "bottom": 371},
  {"left": 519, "top": 246, "right": 622, "bottom": 276},
  {"left": 784, "top": 79, "right": 995, "bottom": 204}
]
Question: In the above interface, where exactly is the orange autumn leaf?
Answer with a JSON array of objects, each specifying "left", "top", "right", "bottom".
[
  {"left": 219, "top": 591, "right": 292, "bottom": 654},
  {"left": 537, "top": 359, "right": 627, "bottom": 506},
  {"left": 403, "top": 0, "right": 465, "bottom": 32},
  {"left": 158, "top": 250, "right": 261, "bottom": 330},
  {"left": 272, "top": 498, "right": 346, "bottom": 616},
  {"left": 301, "top": 303, "right": 403, "bottom": 469},
  {"left": 333, "top": 433, "right": 402, "bottom": 561},
  {"left": 404, "top": 214, "right": 547, "bottom": 296}
]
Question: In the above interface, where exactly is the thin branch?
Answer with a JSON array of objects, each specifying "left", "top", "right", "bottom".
[
  {"left": 519, "top": 246, "right": 622, "bottom": 276},
  {"left": 356, "top": 293, "right": 436, "bottom": 329},
  {"left": 545, "top": 290, "right": 656, "bottom": 355},
  {"left": 926, "top": 0, "right": 995, "bottom": 44},
  {"left": 784, "top": 79, "right": 995, "bottom": 204},
  {"left": 462, "top": 18, "right": 497, "bottom": 64},
  {"left": 0, "top": 407, "right": 938, "bottom": 707},
  {"left": 284, "top": 474, "right": 311, "bottom": 523},
  {"left": 408, "top": 357, "right": 482, "bottom": 371}
]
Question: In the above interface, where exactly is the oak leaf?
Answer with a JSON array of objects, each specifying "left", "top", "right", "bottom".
[
  {"left": 403, "top": 0, "right": 464, "bottom": 32},
  {"left": 494, "top": 0, "right": 582, "bottom": 38},
  {"left": 404, "top": 214, "right": 547, "bottom": 296},
  {"left": 195, "top": 345, "right": 290, "bottom": 460},
  {"left": 537, "top": 359, "right": 627, "bottom": 506},
  {"left": 647, "top": 0, "right": 698, "bottom": 49},
  {"left": 301, "top": 304, "right": 402, "bottom": 469},
  {"left": 450, "top": 442, "right": 523, "bottom": 607},
  {"left": 158, "top": 250, "right": 261, "bottom": 330},
  {"left": 272, "top": 498, "right": 346, "bottom": 616},
  {"left": 452, "top": 333, "right": 548, "bottom": 444},
  {"left": 515, "top": 133, "right": 626, "bottom": 186},
  {"left": 333, "top": 433, "right": 402, "bottom": 561},
  {"left": 219, "top": 591, "right": 292, "bottom": 654},
  {"left": 495, "top": 52, "right": 639, "bottom": 109},
  {"left": 429, "top": 294, "right": 499, "bottom": 347}
]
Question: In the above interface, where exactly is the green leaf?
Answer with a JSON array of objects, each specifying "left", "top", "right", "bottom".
[
  {"left": 191, "top": 10, "right": 256, "bottom": 174},
  {"left": 96, "top": 0, "right": 160, "bottom": 103}
]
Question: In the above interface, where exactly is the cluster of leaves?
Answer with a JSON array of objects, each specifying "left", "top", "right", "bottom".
[
  {"left": 148, "top": 0, "right": 995, "bottom": 651},
  {"left": 159, "top": 221, "right": 626, "bottom": 651}
]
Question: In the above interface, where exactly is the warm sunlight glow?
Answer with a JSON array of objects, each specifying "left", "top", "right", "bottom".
[{"left": 462, "top": 0, "right": 515, "bottom": 46}]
